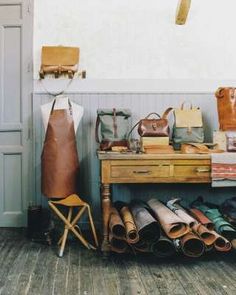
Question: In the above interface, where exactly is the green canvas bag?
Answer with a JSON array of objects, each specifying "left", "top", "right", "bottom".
[
  {"left": 95, "top": 108, "right": 131, "bottom": 150},
  {"left": 172, "top": 102, "right": 204, "bottom": 150}
]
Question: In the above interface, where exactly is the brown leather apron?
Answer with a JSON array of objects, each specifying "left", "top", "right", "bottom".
[{"left": 41, "top": 99, "right": 79, "bottom": 198}]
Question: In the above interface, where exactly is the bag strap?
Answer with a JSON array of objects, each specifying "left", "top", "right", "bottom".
[
  {"left": 180, "top": 101, "right": 193, "bottom": 110},
  {"left": 162, "top": 107, "right": 173, "bottom": 119},
  {"left": 95, "top": 115, "right": 101, "bottom": 143},
  {"left": 127, "top": 120, "right": 142, "bottom": 140},
  {"left": 112, "top": 108, "right": 118, "bottom": 138},
  {"left": 50, "top": 98, "right": 72, "bottom": 115}
]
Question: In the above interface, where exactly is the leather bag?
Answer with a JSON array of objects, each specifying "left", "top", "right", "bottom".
[
  {"left": 95, "top": 108, "right": 131, "bottom": 151},
  {"left": 39, "top": 46, "right": 80, "bottom": 79},
  {"left": 172, "top": 102, "right": 204, "bottom": 149},
  {"left": 181, "top": 143, "right": 223, "bottom": 154},
  {"left": 215, "top": 87, "right": 236, "bottom": 131},
  {"left": 128, "top": 108, "right": 173, "bottom": 138},
  {"left": 147, "top": 199, "right": 189, "bottom": 239}
]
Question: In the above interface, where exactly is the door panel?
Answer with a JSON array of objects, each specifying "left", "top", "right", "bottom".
[{"left": 0, "top": 0, "right": 32, "bottom": 226}]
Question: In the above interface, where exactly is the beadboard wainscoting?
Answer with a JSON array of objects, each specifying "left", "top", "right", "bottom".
[{"left": 33, "top": 84, "right": 235, "bottom": 225}]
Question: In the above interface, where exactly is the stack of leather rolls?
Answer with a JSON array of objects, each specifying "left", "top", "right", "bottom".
[{"left": 108, "top": 197, "right": 236, "bottom": 257}]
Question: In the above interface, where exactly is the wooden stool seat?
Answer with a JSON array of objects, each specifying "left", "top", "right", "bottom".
[
  {"left": 48, "top": 194, "right": 98, "bottom": 257},
  {"left": 50, "top": 194, "right": 87, "bottom": 207}
]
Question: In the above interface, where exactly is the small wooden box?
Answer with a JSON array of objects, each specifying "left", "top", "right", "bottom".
[{"left": 213, "top": 131, "right": 226, "bottom": 151}]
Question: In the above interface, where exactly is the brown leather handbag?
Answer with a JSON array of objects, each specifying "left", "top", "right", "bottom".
[
  {"left": 39, "top": 46, "right": 80, "bottom": 79},
  {"left": 215, "top": 87, "right": 236, "bottom": 131},
  {"left": 129, "top": 108, "right": 173, "bottom": 138}
]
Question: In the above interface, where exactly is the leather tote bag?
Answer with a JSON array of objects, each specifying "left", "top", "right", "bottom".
[
  {"left": 95, "top": 108, "right": 131, "bottom": 151},
  {"left": 215, "top": 87, "right": 236, "bottom": 131},
  {"left": 39, "top": 46, "right": 80, "bottom": 79},
  {"left": 172, "top": 102, "right": 204, "bottom": 149}
]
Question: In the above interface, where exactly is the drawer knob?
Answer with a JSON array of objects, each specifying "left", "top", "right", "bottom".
[{"left": 133, "top": 170, "right": 150, "bottom": 174}]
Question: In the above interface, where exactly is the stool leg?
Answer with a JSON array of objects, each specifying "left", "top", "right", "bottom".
[
  {"left": 58, "top": 207, "right": 72, "bottom": 257},
  {"left": 49, "top": 202, "right": 92, "bottom": 250},
  {"left": 87, "top": 206, "right": 99, "bottom": 247},
  {"left": 58, "top": 206, "right": 86, "bottom": 245}
]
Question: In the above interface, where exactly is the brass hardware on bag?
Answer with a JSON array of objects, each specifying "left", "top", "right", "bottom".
[
  {"left": 195, "top": 167, "right": 211, "bottom": 173},
  {"left": 187, "top": 126, "right": 192, "bottom": 135},
  {"left": 133, "top": 170, "right": 151, "bottom": 174},
  {"left": 152, "top": 123, "right": 157, "bottom": 130}
]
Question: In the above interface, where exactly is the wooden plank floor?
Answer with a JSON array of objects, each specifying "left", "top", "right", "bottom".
[{"left": 0, "top": 229, "right": 236, "bottom": 295}]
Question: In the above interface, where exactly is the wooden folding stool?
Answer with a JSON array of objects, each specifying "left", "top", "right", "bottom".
[{"left": 48, "top": 194, "right": 98, "bottom": 257}]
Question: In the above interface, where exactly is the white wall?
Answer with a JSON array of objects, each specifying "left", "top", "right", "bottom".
[{"left": 34, "top": 0, "right": 236, "bottom": 80}]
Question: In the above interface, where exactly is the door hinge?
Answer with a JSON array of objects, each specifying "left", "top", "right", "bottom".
[
  {"left": 27, "top": 1, "right": 31, "bottom": 13},
  {"left": 27, "top": 61, "right": 33, "bottom": 73}
]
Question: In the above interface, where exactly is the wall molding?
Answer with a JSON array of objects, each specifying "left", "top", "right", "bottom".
[{"left": 34, "top": 79, "right": 236, "bottom": 95}]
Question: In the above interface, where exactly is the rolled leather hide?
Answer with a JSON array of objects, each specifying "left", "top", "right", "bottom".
[
  {"left": 213, "top": 231, "right": 232, "bottom": 252},
  {"left": 231, "top": 239, "right": 236, "bottom": 250},
  {"left": 167, "top": 199, "right": 216, "bottom": 246},
  {"left": 132, "top": 239, "right": 151, "bottom": 253},
  {"left": 109, "top": 233, "right": 128, "bottom": 253},
  {"left": 167, "top": 199, "right": 196, "bottom": 228},
  {"left": 192, "top": 223, "right": 217, "bottom": 246},
  {"left": 220, "top": 197, "right": 236, "bottom": 227},
  {"left": 151, "top": 231, "right": 176, "bottom": 258},
  {"left": 189, "top": 208, "right": 214, "bottom": 230},
  {"left": 109, "top": 207, "right": 125, "bottom": 239},
  {"left": 192, "top": 202, "right": 236, "bottom": 241},
  {"left": 178, "top": 232, "right": 205, "bottom": 258},
  {"left": 114, "top": 201, "right": 139, "bottom": 244},
  {"left": 147, "top": 199, "right": 189, "bottom": 239},
  {"left": 129, "top": 200, "right": 160, "bottom": 243}
]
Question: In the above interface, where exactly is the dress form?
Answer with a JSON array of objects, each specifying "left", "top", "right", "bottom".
[{"left": 41, "top": 95, "right": 84, "bottom": 132}]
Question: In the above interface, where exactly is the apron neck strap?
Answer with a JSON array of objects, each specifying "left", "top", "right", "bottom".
[{"left": 50, "top": 98, "right": 72, "bottom": 115}]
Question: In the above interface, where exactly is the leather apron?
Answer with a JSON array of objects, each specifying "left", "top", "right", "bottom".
[{"left": 41, "top": 99, "right": 79, "bottom": 198}]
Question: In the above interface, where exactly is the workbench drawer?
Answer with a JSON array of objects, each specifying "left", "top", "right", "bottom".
[
  {"left": 174, "top": 165, "right": 211, "bottom": 179},
  {"left": 111, "top": 165, "right": 170, "bottom": 179}
]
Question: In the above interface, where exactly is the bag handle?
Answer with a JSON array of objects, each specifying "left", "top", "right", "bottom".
[
  {"left": 180, "top": 101, "right": 193, "bottom": 110},
  {"left": 145, "top": 112, "right": 161, "bottom": 119}
]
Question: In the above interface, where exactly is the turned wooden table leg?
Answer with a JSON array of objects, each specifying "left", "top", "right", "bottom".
[{"left": 101, "top": 183, "right": 111, "bottom": 253}]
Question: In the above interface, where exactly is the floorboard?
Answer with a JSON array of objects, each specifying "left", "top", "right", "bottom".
[{"left": 0, "top": 229, "right": 235, "bottom": 295}]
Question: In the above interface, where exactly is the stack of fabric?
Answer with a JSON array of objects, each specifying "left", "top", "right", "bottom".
[
  {"left": 108, "top": 197, "right": 236, "bottom": 257},
  {"left": 211, "top": 153, "right": 236, "bottom": 187}
]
